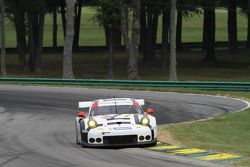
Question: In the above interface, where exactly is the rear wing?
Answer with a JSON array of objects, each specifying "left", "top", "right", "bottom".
[
  {"left": 78, "top": 99, "right": 145, "bottom": 109},
  {"left": 135, "top": 99, "right": 145, "bottom": 106},
  {"left": 78, "top": 101, "right": 93, "bottom": 109}
]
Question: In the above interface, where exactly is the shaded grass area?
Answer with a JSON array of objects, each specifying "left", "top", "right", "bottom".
[
  {"left": 158, "top": 91, "right": 250, "bottom": 167},
  {"left": 4, "top": 8, "right": 249, "bottom": 47},
  {"left": 6, "top": 48, "right": 250, "bottom": 81}
]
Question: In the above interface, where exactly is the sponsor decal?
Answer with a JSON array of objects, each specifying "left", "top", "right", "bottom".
[{"left": 121, "top": 114, "right": 130, "bottom": 118}]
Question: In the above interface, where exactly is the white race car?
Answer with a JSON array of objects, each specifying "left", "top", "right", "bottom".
[{"left": 75, "top": 98, "right": 157, "bottom": 147}]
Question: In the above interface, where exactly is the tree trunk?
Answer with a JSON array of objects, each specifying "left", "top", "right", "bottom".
[
  {"left": 35, "top": 12, "right": 45, "bottom": 72},
  {"left": 120, "top": 0, "right": 130, "bottom": 55},
  {"left": 129, "top": 0, "right": 140, "bottom": 80},
  {"left": 27, "top": 13, "right": 35, "bottom": 72},
  {"left": 26, "top": 11, "right": 44, "bottom": 72},
  {"left": 150, "top": 13, "right": 159, "bottom": 64},
  {"left": 203, "top": 8, "right": 209, "bottom": 50},
  {"left": 73, "top": 0, "right": 82, "bottom": 50},
  {"left": 113, "top": 27, "right": 121, "bottom": 49},
  {"left": 176, "top": 9, "right": 182, "bottom": 50},
  {"left": 53, "top": 7, "right": 58, "bottom": 49},
  {"left": 0, "top": 0, "right": 6, "bottom": 76},
  {"left": 144, "top": 12, "right": 158, "bottom": 65},
  {"left": 228, "top": 0, "right": 238, "bottom": 52},
  {"left": 140, "top": 3, "right": 146, "bottom": 52},
  {"left": 63, "top": 0, "right": 76, "bottom": 79},
  {"left": 120, "top": 0, "right": 139, "bottom": 80},
  {"left": 104, "top": 25, "right": 110, "bottom": 49},
  {"left": 169, "top": 0, "right": 177, "bottom": 81},
  {"left": 161, "top": 9, "right": 170, "bottom": 74},
  {"left": 204, "top": 0, "right": 216, "bottom": 61},
  {"left": 105, "top": 21, "right": 121, "bottom": 50},
  {"left": 60, "top": 1, "right": 66, "bottom": 38},
  {"left": 144, "top": 11, "right": 153, "bottom": 63},
  {"left": 108, "top": 28, "right": 115, "bottom": 79},
  {"left": 247, "top": 0, "right": 250, "bottom": 48},
  {"left": 14, "top": 1, "right": 26, "bottom": 69}
]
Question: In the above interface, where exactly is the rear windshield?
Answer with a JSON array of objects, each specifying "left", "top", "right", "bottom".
[{"left": 89, "top": 105, "right": 143, "bottom": 116}]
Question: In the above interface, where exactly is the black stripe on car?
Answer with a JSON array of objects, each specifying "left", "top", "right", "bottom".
[
  {"left": 134, "top": 115, "right": 140, "bottom": 124},
  {"left": 151, "top": 130, "right": 154, "bottom": 140}
]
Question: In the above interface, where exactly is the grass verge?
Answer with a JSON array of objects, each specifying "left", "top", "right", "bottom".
[{"left": 157, "top": 90, "right": 250, "bottom": 167}]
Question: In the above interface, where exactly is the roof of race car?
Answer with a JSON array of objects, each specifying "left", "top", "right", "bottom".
[{"left": 79, "top": 98, "right": 144, "bottom": 108}]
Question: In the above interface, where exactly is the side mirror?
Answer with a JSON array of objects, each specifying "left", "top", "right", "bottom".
[
  {"left": 146, "top": 108, "right": 154, "bottom": 115},
  {"left": 78, "top": 112, "right": 86, "bottom": 118}
]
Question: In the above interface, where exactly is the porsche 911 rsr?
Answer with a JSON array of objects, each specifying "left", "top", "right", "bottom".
[{"left": 75, "top": 98, "right": 157, "bottom": 147}]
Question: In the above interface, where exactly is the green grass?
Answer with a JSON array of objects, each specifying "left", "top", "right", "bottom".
[
  {"left": 158, "top": 91, "right": 250, "bottom": 167},
  {"left": 4, "top": 8, "right": 249, "bottom": 47}
]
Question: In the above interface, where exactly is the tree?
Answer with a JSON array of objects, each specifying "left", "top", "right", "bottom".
[
  {"left": 169, "top": 0, "right": 177, "bottom": 81},
  {"left": 202, "top": 7, "right": 208, "bottom": 50},
  {"left": 120, "top": 0, "right": 140, "bottom": 80},
  {"left": 95, "top": 0, "right": 121, "bottom": 79},
  {"left": 228, "top": 0, "right": 238, "bottom": 52},
  {"left": 244, "top": 0, "right": 250, "bottom": 48},
  {"left": 73, "top": 0, "right": 83, "bottom": 50},
  {"left": 246, "top": 0, "right": 250, "bottom": 48},
  {"left": 239, "top": 0, "right": 250, "bottom": 48},
  {"left": 247, "top": 0, "right": 250, "bottom": 48},
  {"left": 10, "top": 0, "right": 27, "bottom": 69},
  {"left": 63, "top": 0, "right": 76, "bottom": 79},
  {"left": 0, "top": 0, "right": 6, "bottom": 76},
  {"left": 203, "top": 0, "right": 216, "bottom": 61},
  {"left": 23, "top": 0, "right": 46, "bottom": 72},
  {"left": 140, "top": 2, "right": 146, "bottom": 53},
  {"left": 45, "top": 0, "right": 60, "bottom": 50},
  {"left": 52, "top": 4, "right": 58, "bottom": 49},
  {"left": 176, "top": 0, "right": 201, "bottom": 50},
  {"left": 176, "top": 8, "right": 183, "bottom": 49},
  {"left": 161, "top": 4, "right": 170, "bottom": 74},
  {"left": 143, "top": 0, "right": 161, "bottom": 64},
  {"left": 60, "top": 0, "right": 66, "bottom": 37}
]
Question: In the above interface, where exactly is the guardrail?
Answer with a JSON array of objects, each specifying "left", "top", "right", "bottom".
[{"left": 0, "top": 78, "right": 250, "bottom": 91}]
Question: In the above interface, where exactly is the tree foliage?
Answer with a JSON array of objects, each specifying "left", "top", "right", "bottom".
[{"left": 94, "top": 0, "right": 121, "bottom": 29}]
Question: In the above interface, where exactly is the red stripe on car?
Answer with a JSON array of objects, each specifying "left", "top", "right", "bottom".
[{"left": 92, "top": 102, "right": 98, "bottom": 109}]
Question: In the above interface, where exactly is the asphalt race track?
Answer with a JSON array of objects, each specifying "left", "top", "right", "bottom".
[{"left": 0, "top": 85, "right": 248, "bottom": 167}]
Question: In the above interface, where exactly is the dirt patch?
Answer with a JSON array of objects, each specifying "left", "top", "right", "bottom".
[{"left": 158, "top": 129, "right": 181, "bottom": 145}]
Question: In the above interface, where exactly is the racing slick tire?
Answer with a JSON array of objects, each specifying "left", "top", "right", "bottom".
[
  {"left": 148, "top": 140, "right": 157, "bottom": 147},
  {"left": 75, "top": 119, "right": 81, "bottom": 145}
]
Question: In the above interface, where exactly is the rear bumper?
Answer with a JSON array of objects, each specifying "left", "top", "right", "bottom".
[{"left": 81, "top": 137, "right": 157, "bottom": 147}]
